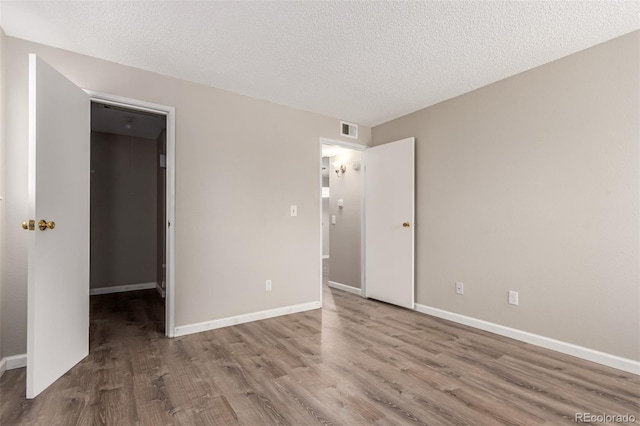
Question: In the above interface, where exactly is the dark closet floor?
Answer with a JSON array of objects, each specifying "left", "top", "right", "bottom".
[{"left": 90, "top": 289, "right": 166, "bottom": 347}]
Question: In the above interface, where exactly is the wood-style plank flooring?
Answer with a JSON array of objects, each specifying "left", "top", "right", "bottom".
[{"left": 1, "top": 262, "right": 639, "bottom": 425}]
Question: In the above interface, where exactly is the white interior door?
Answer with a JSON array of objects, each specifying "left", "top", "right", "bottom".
[
  {"left": 26, "top": 55, "right": 90, "bottom": 398},
  {"left": 365, "top": 137, "right": 415, "bottom": 309}
]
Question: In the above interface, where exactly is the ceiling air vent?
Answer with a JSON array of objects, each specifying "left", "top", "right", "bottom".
[{"left": 340, "top": 121, "right": 358, "bottom": 139}]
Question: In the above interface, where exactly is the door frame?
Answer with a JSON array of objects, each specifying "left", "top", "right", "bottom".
[
  {"left": 86, "top": 90, "right": 176, "bottom": 337},
  {"left": 319, "top": 137, "right": 367, "bottom": 305}
]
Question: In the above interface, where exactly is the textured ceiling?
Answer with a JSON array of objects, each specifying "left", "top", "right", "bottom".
[{"left": 1, "top": 1, "right": 639, "bottom": 127}]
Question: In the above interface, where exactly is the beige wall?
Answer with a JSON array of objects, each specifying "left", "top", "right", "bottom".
[
  {"left": 90, "top": 131, "right": 158, "bottom": 289},
  {"left": 2, "top": 36, "right": 371, "bottom": 356},
  {"left": 0, "top": 27, "right": 6, "bottom": 359},
  {"left": 329, "top": 150, "right": 363, "bottom": 289},
  {"left": 372, "top": 31, "right": 640, "bottom": 361}
]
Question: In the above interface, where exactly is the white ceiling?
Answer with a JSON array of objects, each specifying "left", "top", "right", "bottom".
[{"left": 2, "top": 1, "right": 639, "bottom": 127}]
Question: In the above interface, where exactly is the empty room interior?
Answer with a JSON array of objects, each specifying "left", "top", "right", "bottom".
[{"left": 0, "top": 2, "right": 639, "bottom": 425}]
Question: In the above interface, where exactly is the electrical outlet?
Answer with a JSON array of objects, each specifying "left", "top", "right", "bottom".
[
  {"left": 508, "top": 290, "right": 518, "bottom": 305},
  {"left": 455, "top": 282, "right": 463, "bottom": 295},
  {"left": 266, "top": 280, "right": 272, "bottom": 291}
]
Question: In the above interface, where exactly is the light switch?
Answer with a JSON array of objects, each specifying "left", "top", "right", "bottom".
[
  {"left": 331, "top": 215, "right": 336, "bottom": 225},
  {"left": 290, "top": 205, "right": 297, "bottom": 217},
  {"left": 337, "top": 199, "right": 344, "bottom": 208}
]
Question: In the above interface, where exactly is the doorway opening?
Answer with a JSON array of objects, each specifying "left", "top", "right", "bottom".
[
  {"left": 89, "top": 99, "right": 171, "bottom": 337},
  {"left": 320, "top": 138, "right": 366, "bottom": 304}
]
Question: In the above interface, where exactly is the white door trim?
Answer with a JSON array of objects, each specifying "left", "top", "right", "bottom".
[
  {"left": 85, "top": 90, "right": 176, "bottom": 337},
  {"left": 319, "top": 137, "right": 367, "bottom": 302}
]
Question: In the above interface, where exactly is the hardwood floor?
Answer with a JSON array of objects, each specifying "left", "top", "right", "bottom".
[{"left": 1, "top": 265, "right": 638, "bottom": 425}]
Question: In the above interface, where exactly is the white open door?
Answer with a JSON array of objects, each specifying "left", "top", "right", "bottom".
[
  {"left": 26, "top": 55, "right": 90, "bottom": 398},
  {"left": 365, "top": 137, "right": 415, "bottom": 309}
]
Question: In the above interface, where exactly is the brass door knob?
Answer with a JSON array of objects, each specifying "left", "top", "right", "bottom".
[
  {"left": 38, "top": 219, "right": 55, "bottom": 231},
  {"left": 403, "top": 222, "right": 411, "bottom": 228},
  {"left": 22, "top": 220, "right": 35, "bottom": 231}
]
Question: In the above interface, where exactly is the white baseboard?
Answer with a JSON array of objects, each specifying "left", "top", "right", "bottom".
[
  {"left": 7, "top": 354, "right": 27, "bottom": 369},
  {"left": 322, "top": 255, "right": 330, "bottom": 259},
  {"left": 174, "top": 301, "right": 321, "bottom": 337},
  {"left": 414, "top": 304, "right": 640, "bottom": 376},
  {"left": 0, "top": 354, "right": 27, "bottom": 377},
  {"left": 156, "top": 282, "right": 166, "bottom": 298},
  {"left": 90, "top": 282, "right": 156, "bottom": 295},
  {"left": 328, "top": 281, "right": 362, "bottom": 296}
]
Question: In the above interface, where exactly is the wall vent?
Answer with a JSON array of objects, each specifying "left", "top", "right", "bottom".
[{"left": 340, "top": 121, "right": 358, "bottom": 139}]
